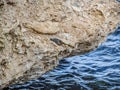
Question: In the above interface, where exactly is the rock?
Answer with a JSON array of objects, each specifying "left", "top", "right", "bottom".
[
  {"left": 24, "top": 21, "right": 60, "bottom": 34},
  {"left": 0, "top": 29, "right": 5, "bottom": 51},
  {"left": 0, "top": 0, "right": 119, "bottom": 88}
]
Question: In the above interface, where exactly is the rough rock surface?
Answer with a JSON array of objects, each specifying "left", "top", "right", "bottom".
[{"left": 0, "top": 0, "right": 119, "bottom": 88}]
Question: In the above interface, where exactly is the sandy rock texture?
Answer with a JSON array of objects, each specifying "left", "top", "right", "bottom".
[{"left": 0, "top": 0, "right": 119, "bottom": 88}]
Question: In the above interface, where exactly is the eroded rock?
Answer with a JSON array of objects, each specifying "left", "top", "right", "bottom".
[
  {"left": 24, "top": 21, "right": 60, "bottom": 34},
  {"left": 0, "top": 0, "right": 119, "bottom": 88},
  {"left": 0, "top": 29, "right": 5, "bottom": 51}
]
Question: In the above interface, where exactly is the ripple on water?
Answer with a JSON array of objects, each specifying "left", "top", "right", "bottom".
[{"left": 5, "top": 26, "right": 120, "bottom": 90}]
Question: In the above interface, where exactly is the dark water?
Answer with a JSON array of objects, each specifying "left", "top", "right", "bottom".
[{"left": 4, "top": 26, "right": 120, "bottom": 90}]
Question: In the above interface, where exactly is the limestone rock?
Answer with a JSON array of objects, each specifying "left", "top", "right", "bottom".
[
  {"left": 0, "top": 0, "right": 119, "bottom": 88},
  {"left": 0, "top": 29, "right": 5, "bottom": 51},
  {"left": 24, "top": 21, "right": 60, "bottom": 34}
]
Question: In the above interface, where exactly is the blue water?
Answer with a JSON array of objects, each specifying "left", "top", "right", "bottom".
[{"left": 4, "top": 26, "right": 120, "bottom": 90}]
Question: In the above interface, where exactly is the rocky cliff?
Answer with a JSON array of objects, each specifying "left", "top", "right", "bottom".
[{"left": 0, "top": 0, "right": 119, "bottom": 88}]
